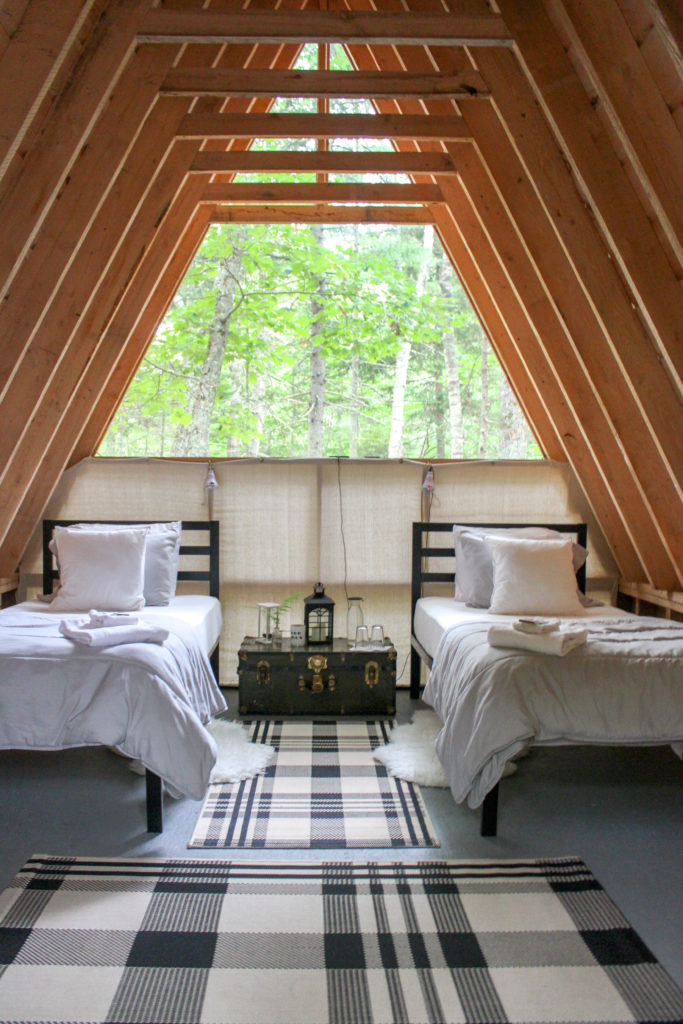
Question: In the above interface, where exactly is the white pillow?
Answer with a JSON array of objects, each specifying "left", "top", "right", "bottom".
[
  {"left": 487, "top": 535, "right": 587, "bottom": 616},
  {"left": 51, "top": 521, "right": 181, "bottom": 605},
  {"left": 454, "top": 525, "right": 587, "bottom": 607},
  {"left": 49, "top": 527, "right": 148, "bottom": 612}
]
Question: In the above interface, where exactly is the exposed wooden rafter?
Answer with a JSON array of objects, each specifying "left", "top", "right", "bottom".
[
  {"left": 201, "top": 182, "right": 443, "bottom": 203},
  {"left": 177, "top": 111, "right": 469, "bottom": 140},
  {"left": 137, "top": 9, "right": 513, "bottom": 47},
  {"left": 0, "top": 0, "right": 679, "bottom": 594},
  {"left": 161, "top": 67, "right": 489, "bottom": 99},
  {"left": 190, "top": 149, "right": 457, "bottom": 175},
  {"left": 210, "top": 204, "right": 436, "bottom": 224}
]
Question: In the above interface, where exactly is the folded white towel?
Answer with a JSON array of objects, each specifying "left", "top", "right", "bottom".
[
  {"left": 488, "top": 624, "right": 587, "bottom": 656},
  {"left": 59, "top": 618, "right": 169, "bottom": 647},
  {"left": 87, "top": 610, "right": 141, "bottom": 628}
]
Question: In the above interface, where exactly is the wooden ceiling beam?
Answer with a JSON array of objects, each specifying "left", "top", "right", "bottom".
[
  {"left": 178, "top": 111, "right": 468, "bottom": 140},
  {"left": 0, "top": 0, "right": 151, "bottom": 306},
  {"left": 74, "top": 205, "right": 213, "bottom": 464},
  {"left": 161, "top": 66, "right": 489, "bottom": 99},
  {"left": 343, "top": 13, "right": 675, "bottom": 583},
  {"left": 442, "top": 156, "right": 655, "bottom": 582},
  {"left": 190, "top": 148, "right": 457, "bottom": 175},
  {"left": 343, "top": 32, "right": 648, "bottom": 579},
  {"left": 498, "top": 0, "right": 683, "bottom": 391},
  {"left": 464, "top": 52, "right": 683, "bottom": 525},
  {"left": 435, "top": 179, "right": 645, "bottom": 577},
  {"left": 201, "top": 181, "right": 443, "bottom": 203},
  {"left": 0, "top": 0, "right": 97, "bottom": 178},
  {"left": 0, "top": 45, "right": 178, "bottom": 409},
  {"left": 432, "top": 208, "right": 566, "bottom": 463},
  {"left": 138, "top": 9, "right": 512, "bottom": 47},
  {"left": 459, "top": 100, "right": 683, "bottom": 583},
  {"left": 1, "top": 193, "right": 213, "bottom": 575},
  {"left": 210, "top": 203, "right": 436, "bottom": 223},
  {"left": 0, "top": 19, "right": 308, "bottom": 565},
  {"left": 0, "top": 1, "right": 31, "bottom": 59},
  {"left": 648, "top": 0, "right": 683, "bottom": 67},
  {"left": 552, "top": 0, "right": 683, "bottom": 271},
  {"left": 0, "top": 133, "right": 202, "bottom": 553}
]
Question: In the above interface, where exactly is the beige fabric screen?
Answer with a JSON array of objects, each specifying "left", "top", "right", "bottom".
[{"left": 20, "top": 456, "right": 617, "bottom": 687}]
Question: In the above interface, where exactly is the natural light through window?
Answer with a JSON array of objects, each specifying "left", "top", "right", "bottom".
[{"left": 99, "top": 45, "right": 540, "bottom": 462}]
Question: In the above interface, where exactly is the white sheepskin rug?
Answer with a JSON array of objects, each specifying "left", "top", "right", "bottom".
[
  {"left": 373, "top": 710, "right": 450, "bottom": 787},
  {"left": 373, "top": 710, "right": 520, "bottom": 788},
  {"left": 128, "top": 718, "right": 274, "bottom": 784},
  {"left": 207, "top": 718, "right": 274, "bottom": 783}
]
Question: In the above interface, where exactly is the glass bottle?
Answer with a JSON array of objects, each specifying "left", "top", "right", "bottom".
[{"left": 346, "top": 596, "right": 364, "bottom": 643}]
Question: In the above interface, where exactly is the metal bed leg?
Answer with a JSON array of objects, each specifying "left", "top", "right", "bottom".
[
  {"left": 410, "top": 648, "right": 422, "bottom": 699},
  {"left": 480, "top": 783, "right": 498, "bottom": 837},
  {"left": 210, "top": 645, "right": 219, "bottom": 684},
  {"left": 146, "top": 770, "right": 163, "bottom": 833}
]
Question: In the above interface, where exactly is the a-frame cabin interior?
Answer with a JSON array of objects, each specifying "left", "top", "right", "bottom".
[
  {"left": 0, "top": 0, "right": 681, "bottom": 601},
  {"left": 0, "top": 0, "right": 681, "bottom": 1006}
]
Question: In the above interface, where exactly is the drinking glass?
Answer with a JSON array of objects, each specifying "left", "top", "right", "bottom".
[
  {"left": 370, "top": 625, "right": 384, "bottom": 645},
  {"left": 355, "top": 625, "right": 369, "bottom": 646}
]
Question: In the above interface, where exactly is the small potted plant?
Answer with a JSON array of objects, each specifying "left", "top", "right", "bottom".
[{"left": 271, "top": 593, "right": 301, "bottom": 647}]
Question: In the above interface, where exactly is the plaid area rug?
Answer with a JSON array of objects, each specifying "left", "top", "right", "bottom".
[
  {"left": 2, "top": 855, "right": 681, "bottom": 1024},
  {"left": 189, "top": 719, "right": 439, "bottom": 848}
]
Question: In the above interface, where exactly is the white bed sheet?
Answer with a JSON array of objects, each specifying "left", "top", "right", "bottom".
[
  {"left": 414, "top": 595, "right": 629, "bottom": 658},
  {"left": 19, "top": 595, "right": 223, "bottom": 657},
  {"left": 416, "top": 598, "right": 683, "bottom": 808},
  {"left": 0, "top": 598, "right": 227, "bottom": 799}
]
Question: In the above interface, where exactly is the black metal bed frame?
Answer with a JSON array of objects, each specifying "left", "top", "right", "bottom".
[
  {"left": 42, "top": 519, "right": 220, "bottom": 833},
  {"left": 410, "top": 520, "right": 588, "bottom": 837}
]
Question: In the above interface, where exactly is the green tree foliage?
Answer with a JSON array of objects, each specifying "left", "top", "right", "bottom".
[{"left": 99, "top": 222, "right": 541, "bottom": 461}]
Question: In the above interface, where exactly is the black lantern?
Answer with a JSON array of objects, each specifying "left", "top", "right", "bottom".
[{"left": 304, "top": 582, "right": 334, "bottom": 646}]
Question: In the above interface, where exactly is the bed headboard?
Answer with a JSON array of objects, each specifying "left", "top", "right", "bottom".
[
  {"left": 42, "top": 520, "right": 220, "bottom": 600},
  {"left": 411, "top": 521, "right": 588, "bottom": 624}
]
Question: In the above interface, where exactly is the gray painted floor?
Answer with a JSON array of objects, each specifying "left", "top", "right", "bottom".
[{"left": 1, "top": 689, "right": 681, "bottom": 989}]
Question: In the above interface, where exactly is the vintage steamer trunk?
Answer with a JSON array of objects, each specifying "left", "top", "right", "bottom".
[{"left": 237, "top": 637, "right": 397, "bottom": 716}]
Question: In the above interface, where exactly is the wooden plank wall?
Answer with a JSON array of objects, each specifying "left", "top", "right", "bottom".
[{"left": 0, "top": 0, "right": 680, "bottom": 592}]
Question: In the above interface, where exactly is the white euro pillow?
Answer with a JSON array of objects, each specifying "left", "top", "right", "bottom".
[
  {"left": 49, "top": 527, "right": 148, "bottom": 612},
  {"left": 454, "top": 524, "right": 587, "bottom": 608},
  {"left": 51, "top": 521, "right": 181, "bottom": 605},
  {"left": 487, "top": 535, "right": 587, "bottom": 617}
]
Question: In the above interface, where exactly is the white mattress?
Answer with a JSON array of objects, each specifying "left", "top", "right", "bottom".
[
  {"left": 414, "top": 596, "right": 631, "bottom": 659},
  {"left": 21, "top": 594, "right": 222, "bottom": 657}
]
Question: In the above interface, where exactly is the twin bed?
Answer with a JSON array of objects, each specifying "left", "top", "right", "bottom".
[
  {"left": 2, "top": 516, "right": 680, "bottom": 841},
  {"left": 410, "top": 522, "right": 683, "bottom": 835},
  {"left": 0, "top": 520, "right": 226, "bottom": 832}
]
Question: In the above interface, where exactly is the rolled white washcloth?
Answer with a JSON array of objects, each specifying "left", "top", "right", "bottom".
[
  {"left": 59, "top": 618, "right": 169, "bottom": 647},
  {"left": 88, "top": 610, "right": 141, "bottom": 628},
  {"left": 488, "top": 624, "right": 587, "bottom": 656}
]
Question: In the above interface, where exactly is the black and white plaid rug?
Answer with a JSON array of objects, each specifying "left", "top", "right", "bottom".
[
  {"left": 2, "top": 855, "right": 681, "bottom": 1024},
  {"left": 189, "top": 719, "right": 439, "bottom": 848}
]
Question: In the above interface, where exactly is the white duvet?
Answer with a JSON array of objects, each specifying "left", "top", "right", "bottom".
[
  {"left": 0, "top": 601, "right": 227, "bottom": 799},
  {"left": 421, "top": 603, "right": 683, "bottom": 808}
]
